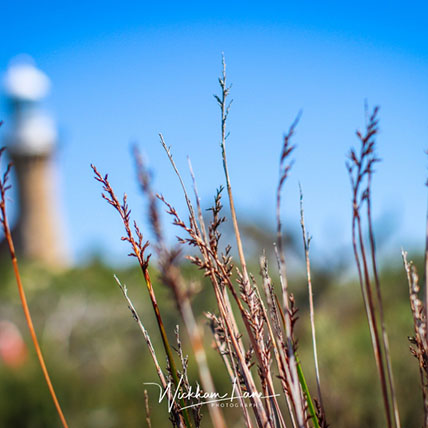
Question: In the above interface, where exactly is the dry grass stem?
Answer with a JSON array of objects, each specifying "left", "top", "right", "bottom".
[
  {"left": 347, "top": 106, "right": 399, "bottom": 428},
  {"left": 92, "top": 165, "right": 193, "bottom": 428},
  {"left": 0, "top": 147, "right": 70, "bottom": 428},
  {"left": 299, "top": 187, "right": 325, "bottom": 419},
  {"left": 274, "top": 117, "right": 309, "bottom": 428},
  {"left": 157, "top": 140, "right": 268, "bottom": 417},
  {"left": 215, "top": 54, "right": 249, "bottom": 288},
  {"left": 144, "top": 389, "right": 152, "bottom": 428},
  {"left": 157, "top": 143, "right": 272, "bottom": 425},
  {"left": 133, "top": 147, "right": 226, "bottom": 428},
  {"left": 113, "top": 276, "right": 169, "bottom": 391},
  {"left": 114, "top": 276, "right": 186, "bottom": 427}
]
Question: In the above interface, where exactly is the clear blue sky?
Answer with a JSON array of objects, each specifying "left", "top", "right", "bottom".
[{"left": 1, "top": 1, "right": 427, "bottom": 265}]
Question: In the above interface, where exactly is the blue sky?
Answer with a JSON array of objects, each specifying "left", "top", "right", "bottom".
[{"left": 1, "top": 2, "right": 428, "bottom": 265}]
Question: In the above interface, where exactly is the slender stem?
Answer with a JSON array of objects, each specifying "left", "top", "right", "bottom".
[
  {"left": 92, "top": 165, "right": 193, "bottom": 428},
  {"left": 143, "top": 268, "right": 194, "bottom": 428},
  {"left": 356, "top": 213, "right": 392, "bottom": 428},
  {"left": 0, "top": 161, "right": 69, "bottom": 428},
  {"left": 274, "top": 293, "right": 318, "bottom": 428},
  {"left": 144, "top": 389, "right": 152, "bottom": 428},
  {"left": 348, "top": 107, "right": 396, "bottom": 428},
  {"left": 114, "top": 276, "right": 185, "bottom": 427},
  {"left": 159, "top": 137, "right": 260, "bottom": 425},
  {"left": 366, "top": 179, "right": 400, "bottom": 428},
  {"left": 299, "top": 187, "right": 325, "bottom": 417},
  {"left": 273, "top": 116, "right": 306, "bottom": 427},
  {"left": 216, "top": 54, "right": 249, "bottom": 286}
]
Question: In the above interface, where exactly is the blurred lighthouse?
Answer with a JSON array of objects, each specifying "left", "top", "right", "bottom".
[{"left": 3, "top": 58, "right": 69, "bottom": 268}]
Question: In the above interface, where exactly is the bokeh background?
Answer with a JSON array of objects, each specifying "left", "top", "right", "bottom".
[{"left": 0, "top": 2, "right": 427, "bottom": 427}]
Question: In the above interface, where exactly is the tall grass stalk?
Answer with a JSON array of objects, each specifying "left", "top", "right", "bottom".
[
  {"left": 92, "top": 166, "right": 193, "bottom": 428},
  {"left": 347, "top": 106, "right": 400, "bottom": 428},
  {"left": 133, "top": 146, "right": 226, "bottom": 428},
  {"left": 299, "top": 187, "right": 325, "bottom": 420},
  {"left": 157, "top": 136, "right": 266, "bottom": 426},
  {"left": 0, "top": 147, "right": 69, "bottom": 428}
]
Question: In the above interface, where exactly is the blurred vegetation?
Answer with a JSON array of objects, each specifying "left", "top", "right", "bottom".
[{"left": 0, "top": 243, "right": 424, "bottom": 427}]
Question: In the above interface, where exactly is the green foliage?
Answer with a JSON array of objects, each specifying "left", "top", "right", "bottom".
[{"left": 0, "top": 254, "right": 423, "bottom": 427}]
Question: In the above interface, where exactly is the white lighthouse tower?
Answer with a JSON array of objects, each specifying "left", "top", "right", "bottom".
[{"left": 3, "top": 58, "right": 69, "bottom": 268}]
